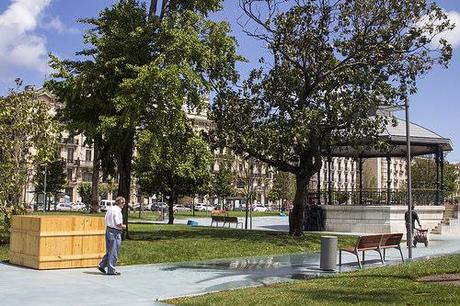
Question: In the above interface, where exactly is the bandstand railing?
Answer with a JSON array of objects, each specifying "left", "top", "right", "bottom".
[{"left": 307, "top": 188, "right": 443, "bottom": 206}]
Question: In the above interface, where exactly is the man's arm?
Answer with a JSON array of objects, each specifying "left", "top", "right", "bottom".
[
  {"left": 116, "top": 223, "right": 126, "bottom": 230},
  {"left": 114, "top": 211, "right": 126, "bottom": 230},
  {"left": 415, "top": 212, "right": 421, "bottom": 227}
]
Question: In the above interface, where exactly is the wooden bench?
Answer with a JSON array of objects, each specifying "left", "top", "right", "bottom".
[
  {"left": 339, "top": 234, "right": 384, "bottom": 269},
  {"left": 223, "top": 216, "right": 243, "bottom": 229},
  {"left": 380, "top": 233, "right": 404, "bottom": 262},
  {"left": 211, "top": 216, "right": 243, "bottom": 229},
  {"left": 211, "top": 215, "right": 225, "bottom": 227},
  {"left": 339, "top": 233, "right": 404, "bottom": 268}
]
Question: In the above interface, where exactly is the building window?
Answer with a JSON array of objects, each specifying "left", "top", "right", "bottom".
[
  {"left": 85, "top": 150, "right": 92, "bottom": 162},
  {"left": 83, "top": 172, "right": 92, "bottom": 182},
  {"left": 67, "top": 148, "right": 74, "bottom": 162},
  {"left": 67, "top": 169, "right": 73, "bottom": 182}
]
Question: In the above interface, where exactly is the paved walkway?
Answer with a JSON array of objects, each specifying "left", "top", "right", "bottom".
[
  {"left": 1, "top": 233, "right": 459, "bottom": 306},
  {"left": 134, "top": 215, "right": 292, "bottom": 232}
]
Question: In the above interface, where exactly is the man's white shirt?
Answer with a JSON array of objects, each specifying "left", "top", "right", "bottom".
[{"left": 105, "top": 206, "right": 123, "bottom": 229}]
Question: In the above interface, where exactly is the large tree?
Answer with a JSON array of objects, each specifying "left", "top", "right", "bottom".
[
  {"left": 0, "top": 89, "right": 57, "bottom": 224},
  {"left": 412, "top": 157, "right": 459, "bottom": 197},
  {"left": 34, "top": 154, "right": 67, "bottom": 210},
  {"left": 268, "top": 171, "right": 296, "bottom": 210},
  {"left": 211, "top": 0, "right": 453, "bottom": 235},
  {"left": 49, "top": 0, "right": 239, "bottom": 237},
  {"left": 211, "top": 165, "right": 236, "bottom": 210},
  {"left": 135, "top": 116, "right": 212, "bottom": 224}
]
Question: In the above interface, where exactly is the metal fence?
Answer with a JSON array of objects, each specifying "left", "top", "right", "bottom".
[{"left": 307, "top": 188, "right": 443, "bottom": 206}]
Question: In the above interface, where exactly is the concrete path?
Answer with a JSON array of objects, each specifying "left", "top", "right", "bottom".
[
  {"left": 1, "top": 234, "right": 459, "bottom": 306},
  {"left": 133, "top": 215, "right": 292, "bottom": 232}
]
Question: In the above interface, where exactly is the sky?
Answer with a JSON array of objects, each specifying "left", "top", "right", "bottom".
[{"left": 1, "top": 0, "right": 460, "bottom": 161}]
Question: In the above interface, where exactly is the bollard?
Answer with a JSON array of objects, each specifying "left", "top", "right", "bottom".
[{"left": 320, "top": 236, "right": 338, "bottom": 271}]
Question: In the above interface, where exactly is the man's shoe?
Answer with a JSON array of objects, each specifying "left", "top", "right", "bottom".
[
  {"left": 107, "top": 271, "right": 121, "bottom": 276},
  {"left": 97, "top": 266, "right": 106, "bottom": 274}
]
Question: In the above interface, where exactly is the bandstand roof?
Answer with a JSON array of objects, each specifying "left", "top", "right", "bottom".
[{"left": 329, "top": 118, "right": 453, "bottom": 158}]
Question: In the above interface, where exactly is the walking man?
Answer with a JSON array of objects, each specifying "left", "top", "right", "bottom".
[
  {"left": 98, "top": 196, "right": 126, "bottom": 275},
  {"left": 405, "top": 205, "right": 421, "bottom": 247}
]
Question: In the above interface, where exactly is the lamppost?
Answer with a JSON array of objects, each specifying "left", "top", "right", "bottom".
[{"left": 405, "top": 98, "right": 413, "bottom": 259}]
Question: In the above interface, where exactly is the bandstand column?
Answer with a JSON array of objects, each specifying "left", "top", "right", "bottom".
[
  {"left": 386, "top": 156, "right": 391, "bottom": 206},
  {"left": 440, "top": 148, "right": 445, "bottom": 205}
]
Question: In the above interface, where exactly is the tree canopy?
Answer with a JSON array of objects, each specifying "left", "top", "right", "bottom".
[
  {"left": 34, "top": 154, "right": 67, "bottom": 208},
  {"left": 211, "top": 0, "right": 453, "bottom": 235},
  {"left": 211, "top": 164, "right": 236, "bottom": 209},
  {"left": 268, "top": 171, "right": 295, "bottom": 207},
  {"left": 0, "top": 90, "right": 58, "bottom": 208},
  {"left": 135, "top": 115, "right": 212, "bottom": 224},
  {"left": 412, "top": 157, "right": 459, "bottom": 196}
]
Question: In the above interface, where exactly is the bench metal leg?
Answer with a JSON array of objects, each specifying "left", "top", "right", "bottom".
[
  {"left": 377, "top": 249, "right": 384, "bottom": 264},
  {"left": 398, "top": 246, "right": 404, "bottom": 262},
  {"left": 339, "top": 250, "right": 342, "bottom": 266},
  {"left": 362, "top": 251, "right": 365, "bottom": 264},
  {"left": 383, "top": 248, "right": 386, "bottom": 261},
  {"left": 355, "top": 251, "right": 362, "bottom": 269}
]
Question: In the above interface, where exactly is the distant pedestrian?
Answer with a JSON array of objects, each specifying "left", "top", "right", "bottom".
[
  {"left": 98, "top": 196, "right": 126, "bottom": 275},
  {"left": 405, "top": 205, "right": 421, "bottom": 246}
]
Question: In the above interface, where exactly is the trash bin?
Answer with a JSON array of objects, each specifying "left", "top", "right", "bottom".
[
  {"left": 187, "top": 220, "right": 199, "bottom": 227},
  {"left": 320, "top": 236, "right": 338, "bottom": 271}
]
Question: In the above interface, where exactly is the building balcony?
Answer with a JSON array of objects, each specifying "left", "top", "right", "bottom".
[
  {"left": 79, "top": 160, "right": 93, "bottom": 168},
  {"left": 60, "top": 137, "right": 79, "bottom": 146}
]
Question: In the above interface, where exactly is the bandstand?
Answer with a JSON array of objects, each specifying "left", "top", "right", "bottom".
[{"left": 306, "top": 111, "right": 454, "bottom": 235}]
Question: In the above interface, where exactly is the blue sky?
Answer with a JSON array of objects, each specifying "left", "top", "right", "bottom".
[{"left": 1, "top": 0, "right": 459, "bottom": 161}]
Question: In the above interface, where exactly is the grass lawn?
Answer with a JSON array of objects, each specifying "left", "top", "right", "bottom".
[
  {"left": 0, "top": 222, "right": 355, "bottom": 266},
  {"left": 169, "top": 254, "right": 460, "bottom": 306},
  {"left": 119, "top": 224, "right": 354, "bottom": 265},
  {"left": 0, "top": 244, "right": 7, "bottom": 262}
]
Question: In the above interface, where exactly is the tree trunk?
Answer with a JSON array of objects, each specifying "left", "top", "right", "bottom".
[
  {"left": 117, "top": 129, "right": 135, "bottom": 239},
  {"left": 290, "top": 173, "right": 310, "bottom": 236},
  {"left": 149, "top": 0, "right": 158, "bottom": 18},
  {"left": 167, "top": 195, "right": 175, "bottom": 224},
  {"left": 90, "top": 142, "right": 101, "bottom": 213}
]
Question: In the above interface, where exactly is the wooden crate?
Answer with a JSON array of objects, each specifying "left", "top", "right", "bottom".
[{"left": 9, "top": 215, "right": 106, "bottom": 270}]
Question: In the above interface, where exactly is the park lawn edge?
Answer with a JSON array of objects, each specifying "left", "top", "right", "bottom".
[{"left": 167, "top": 253, "right": 460, "bottom": 306}]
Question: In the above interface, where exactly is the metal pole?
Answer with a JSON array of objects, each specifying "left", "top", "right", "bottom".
[
  {"left": 161, "top": 194, "right": 164, "bottom": 221},
  {"left": 249, "top": 192, "right": 253, "bottom": 230},
  {"left": 405, "top": 99, "right": 413, "bottom": 259},
  {"left": 327, "top": 154, "right": 332, "bottom": 205},
  {"left": 436, "top": 151, "right": 440, "bottom": 205},
  {"left": 359, "top": 158, "right": 363, "bottom": 205},
  {"left": 317, "top": 170, "right": 321, "bottom": 205},
  {"left": 43, "top": 165, "right": 47, "bottom": 212}
]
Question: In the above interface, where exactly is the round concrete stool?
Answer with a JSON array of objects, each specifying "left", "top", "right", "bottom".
[{"left": 320, "top": 236, "right": 338, "bottom": 271}]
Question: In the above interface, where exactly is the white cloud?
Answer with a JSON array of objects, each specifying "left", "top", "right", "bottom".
[
  {"left": 438, "top": 11, "right": 460, "bottom": 49},
  {"left": 0, "top": 0, "right": 52, "bottom": 81},
  {"left": 41, "top": 16, "right": 79, "bottom": 34},
  {"left": 420, "top": 10, "right": 460, "bottom": 49}
]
